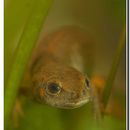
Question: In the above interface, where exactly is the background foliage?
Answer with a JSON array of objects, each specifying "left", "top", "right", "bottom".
[{"left": 5, "top": 0, "right": 126, "bottom": 130}]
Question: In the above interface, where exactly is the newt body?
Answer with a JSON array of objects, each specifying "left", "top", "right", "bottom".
[{"left": 22, "top": 26, "right": 94, "bottom": 109}]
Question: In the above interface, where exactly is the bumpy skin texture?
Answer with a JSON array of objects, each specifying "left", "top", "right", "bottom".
[{"left": 23, "top": 26, "right": 94, "bottom": 109}]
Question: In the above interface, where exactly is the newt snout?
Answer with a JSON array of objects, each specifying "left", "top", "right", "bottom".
[{"left": 32, "top": 63, "right": 92, "bottom": 109}]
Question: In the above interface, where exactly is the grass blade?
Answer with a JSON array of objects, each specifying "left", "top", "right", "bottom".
[
  {"left": 4, "top": 0, "right": 53, "bottom": 127},
  {"left": 102, "top": 26, "right": 126, "bottom": 110}
]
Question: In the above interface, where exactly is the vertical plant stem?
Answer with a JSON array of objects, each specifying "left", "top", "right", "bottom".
[
  {"left": 102, "top": 26, "right": 126, "bottom": 110},
  {"left": 5, "top": 0, "right": 37, "bottom": 84},
  {"left": 4, "top": 0, "right": 53, "bottom": 127}
]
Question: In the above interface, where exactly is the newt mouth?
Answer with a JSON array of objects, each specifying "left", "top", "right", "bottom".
[{"left": 62, "top": 97, "right": 91, "bottom": 109}]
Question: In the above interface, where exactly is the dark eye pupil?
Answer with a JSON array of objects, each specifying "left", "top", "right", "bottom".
[
  {"left": 47, "top": 83, "right": 61, "bottom": 94},
  {"left": 85, "top": 79, "right": 90, "bottom": 89}
]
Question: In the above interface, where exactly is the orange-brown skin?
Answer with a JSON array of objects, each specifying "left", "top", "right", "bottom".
[{"left": 22, "top": 26, "right": 94, "bottom": 109}]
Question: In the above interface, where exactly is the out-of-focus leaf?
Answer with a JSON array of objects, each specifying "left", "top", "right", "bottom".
[
  {"left": 5, "top": 0, "right": 35, "bottom": 82},
  {"left": 18, "top": 101, "right": 63, "bottom": 130},
  {"left": 4, "top": 0, "right": 53, "bottom": 128}
]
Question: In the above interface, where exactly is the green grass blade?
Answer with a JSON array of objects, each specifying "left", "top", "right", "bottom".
[
  {"left": 102, "top": 26, "right": 126, "bottom": 109},
  {"left": 4, "top": 0, "right": 53, "bottom": 127},
  {"left": 5, "top": 0, "right": 36, "bottom": 83}
]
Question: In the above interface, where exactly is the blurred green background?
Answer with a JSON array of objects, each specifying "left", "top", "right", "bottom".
[{"left": 5, "top": 0, "right": 126, "bottom": 130}]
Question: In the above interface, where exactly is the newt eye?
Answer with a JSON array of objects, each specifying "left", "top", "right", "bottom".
[
  {"left": 85, "top": 78, "right": 90, "bottom": 89},
  {"left": 46, "top": 83, "right": 61, "bottom": 95}
]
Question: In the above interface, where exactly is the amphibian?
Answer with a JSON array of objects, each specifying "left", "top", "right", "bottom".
[{"left": 22, "top": 26, "right": 95, "bottom": 109}]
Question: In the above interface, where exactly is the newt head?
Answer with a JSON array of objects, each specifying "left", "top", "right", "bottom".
[{"left": 32, "top": 63, "right": 92, "bottom": 109}]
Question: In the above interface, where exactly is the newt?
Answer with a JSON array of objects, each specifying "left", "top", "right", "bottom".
[
  {"left": 21, "top": 26, "right": 97, "bottom": 109},
  {"left": 12, "top": 26, "right": 102, "bottom": 127},
  {"left": 15, "top": 26, "right": 125, "bottom": 127}
]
